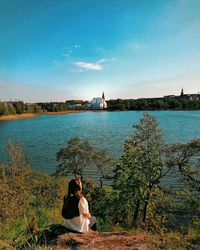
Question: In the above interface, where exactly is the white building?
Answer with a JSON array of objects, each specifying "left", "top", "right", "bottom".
[{"left": 90, "top": 92, "right": 107, "bottom": 109}]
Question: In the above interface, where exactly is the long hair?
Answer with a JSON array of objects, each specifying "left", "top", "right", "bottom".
[
  {"left": 62, "top": 179, "right": 82, "bottom": 219},
  {"left": 67, "top": 178, "right": 82, "bottom": 199}
]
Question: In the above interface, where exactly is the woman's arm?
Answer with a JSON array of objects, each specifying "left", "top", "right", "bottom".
[
  {"left": 82, "top": 212, "right": 91, "bottom": 218},
  {"left": 78, "top": 197, "right": 91, "bottom": 218}
]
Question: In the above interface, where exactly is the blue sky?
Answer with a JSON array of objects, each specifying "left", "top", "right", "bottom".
[{"left": 0, "top": 0, "right": 200, "bottom": 102}]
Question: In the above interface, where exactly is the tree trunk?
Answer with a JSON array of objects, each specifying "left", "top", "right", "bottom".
[
  {"left": 99, "top": 178, "right": 103, "bottom": 189},
  {"left": 133, "top": 199, "right": 140, "bottom": 227},
  {"left": 142, "top": 192, "right": 150, "bottom": 223}
]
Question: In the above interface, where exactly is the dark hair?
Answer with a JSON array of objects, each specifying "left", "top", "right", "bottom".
[
  {"left": 62, "top": 179, "right": 82, "bottom": 219},
  {"left": 67, "top": 179, "right": 82, "bottom": 199}
]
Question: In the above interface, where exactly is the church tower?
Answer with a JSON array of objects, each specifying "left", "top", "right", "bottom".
[
  {"left": 181, "top": 87, "right": 184, "bottom": 96},
  {"left": 102, "top": 92, "right": 106, "bottom": 109}
]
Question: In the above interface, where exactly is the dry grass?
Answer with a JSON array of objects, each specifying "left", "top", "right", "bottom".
[{"left": 0, "top": 113, "right": 39, "bottom": 121}]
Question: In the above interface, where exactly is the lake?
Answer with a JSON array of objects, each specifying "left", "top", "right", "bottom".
[{"left": 0, "top": 111, "right": 200, "bottom": 187}]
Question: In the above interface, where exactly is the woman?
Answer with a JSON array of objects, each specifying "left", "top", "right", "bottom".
[{"left": 62, "top": 178, "right": 96, "bottom": 233}]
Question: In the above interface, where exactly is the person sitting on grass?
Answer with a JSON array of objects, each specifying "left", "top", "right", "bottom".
[{"left": 62, "top": 178, "right": 97, "bottom": 233}]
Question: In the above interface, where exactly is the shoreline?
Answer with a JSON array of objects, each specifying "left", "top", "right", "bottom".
[
  {"left": 0, "top": 113, "right": 39, "bottom": 121},
  {"left": 46, "top": 110, "right": 86, "bottom": 115},
  {"left": 0, "top": 110, "right": 86, "bottom": 121}
]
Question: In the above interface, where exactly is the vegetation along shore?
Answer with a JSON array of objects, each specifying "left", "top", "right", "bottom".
[{"left": 0, "top": 110, "right": 85, "bottom": 121}]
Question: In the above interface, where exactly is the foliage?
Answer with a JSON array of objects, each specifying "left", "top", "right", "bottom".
[
  {"left": 113, "top": 112, "right": 172, "bottom": 228},
  {"left": 107, "top": 97, "right": 200, "bottom": 111},
  {"left": 0, "top": 139, "right": 32, "bottom": 227},
  {"left": 29, "top": 172, "right": 66, "bottom": 209},
  {"left": 26, "top": 104, "right": 40, "bottom": 113},
  {"left": 14, "top": 101, "right": 25, "bottom": 114},
  {"left": 0, "top": 140, "right": 66, "bottom": 245},
  {"left": 90, "top": 149, "right": 114, "bottom": 188},
  {"left": 55, "top": 137, "right": 113, "bottom": 186},
  {"left": 0, "top": 102, "right": 10, "bottom": 115},
  {"left": 166, "top": 139, "right": 200, "bottom": 192},
  {"left": 55, "top": 137, "right": 93, "bottom": 180},
  {"left": 0, "top": 101, "right": 44, "bottom": 116},
  {"left": 38, "top": 102, "right": 69, "bottom": 112}
]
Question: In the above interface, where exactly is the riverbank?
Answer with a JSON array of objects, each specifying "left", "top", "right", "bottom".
[
  {"left": 0, "top": 110, "right": 86, "bottom": 121},
  {"left": 0, "top": 113, "right": 39, "bottom": 121},
  {"left": 47, "top": 110, "right": 86, "bottom": 115}
]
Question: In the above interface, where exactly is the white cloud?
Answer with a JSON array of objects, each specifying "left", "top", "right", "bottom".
[
  {"left": 73, "top": 61, "right": 102, "bottom": 71},
  {"left": 74, "top": 44, "right": 81, "bottom": 48},
  {"left": 96, "top": 58, "right": 107, "bottom": 64},
  {"left": 73, "top": 57, "right": 117, "bottom": 72}
]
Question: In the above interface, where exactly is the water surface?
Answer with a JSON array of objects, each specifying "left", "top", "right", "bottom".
[{"left": 0, "top": 111, "right": 200, "bottom": 180}]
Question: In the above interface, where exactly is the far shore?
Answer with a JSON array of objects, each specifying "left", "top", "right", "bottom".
[
  {"left": 0, "top": 110, "right": 86, "bottom": 121},
  {"left": 0, "top": 113, "right": 39, "bottom": 121},
  {"left": 46, "top": 110, "right": 86, "bottom": 115}
]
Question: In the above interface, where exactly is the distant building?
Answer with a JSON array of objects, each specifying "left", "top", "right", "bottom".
[
  {"left": 164, "top": 88, "right": 200, "bottom": 101},
  {"left": 179, "top": 87, "right": 200, "bottom": 101},
  {"left": 90, "top": 92, "right": 107, "bottom": 109},
  {"left": 164, "top": 95, "right": 176, "bottom": 99},
  {"left": 66, "top": 100, "right": 84, "bottom": 109}
]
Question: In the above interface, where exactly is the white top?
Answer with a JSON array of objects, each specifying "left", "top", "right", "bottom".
[{"left": 63, "top": 197, "right": 90, "bottom": 232}]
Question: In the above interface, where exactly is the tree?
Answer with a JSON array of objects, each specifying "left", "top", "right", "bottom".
[
  {"left": 0, "top": 140, "right": 32, "bottom": 226},
  {"left": 14, "top": 101, "right": 25, "bottom": 114},
  {"left": 55, "top": 137, "right": 113, "bottom": 187},
  {"left": 113, "top": 112, "right": 171, "bottom": 228},
  {"left": 27, "top": 104, "right": 40, "bottom": 113},
  {"left": 91, "top": 149, "right": 113, "bottom": 188},
  {"left": 0, "top": 102, "right": 9, "bottom": 115},
  {"left": 55, "top": 137, "right": 93, "bottom": 180},
  {"left": 7, "top": 102, "right": 16, "bottom": 115},
  {"left": 165, "top": 139, "right": 200, "bottom": 229},
  {"left": 166, "top": 139, "right": 200, "bottom": 192}
]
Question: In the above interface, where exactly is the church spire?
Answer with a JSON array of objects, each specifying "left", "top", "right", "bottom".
[
  {"left": 181, "top": 87, "right": 184, "bottom": 96},
  {"left": 102, "top": 92, "right": 105, "bottom": 100}
]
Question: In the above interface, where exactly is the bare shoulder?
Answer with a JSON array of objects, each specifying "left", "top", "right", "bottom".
[{"left": 80, "top": 196, "right": 87, "bottom": 203}]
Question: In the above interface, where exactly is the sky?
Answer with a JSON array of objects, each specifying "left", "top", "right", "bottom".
[{"left": 0, "top": 0, "right": 200, "bottom": 102}]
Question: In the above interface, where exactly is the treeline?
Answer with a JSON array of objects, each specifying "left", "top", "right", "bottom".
[
  {"left": 0, "top": 101, "right": 40, "bottom": 116},
  {"left": 107, "top": 98, "right": 200, "bottom": 110},
  {"left": 1, "top": 97, "right": 200, "bottom": 116},
  {"left": 38, "top": 102, "right": 69, "bottom": 112},
  {"left": 0, "top": 101, "right": 70, "bottom": 116}
]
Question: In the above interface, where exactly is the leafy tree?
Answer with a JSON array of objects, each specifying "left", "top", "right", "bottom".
[
  {"left": 14, "top": 101, "right": 25, "bottom": 114},
  {"left": 164, "top": 139, "right": 200, "bottom": 230},
  {"left": 59, "top": 102, "right": 68, "bottom": 111},
  {"left": 113, "top": 112, "right": 171, "bottom": 228},
  {"left": 167, "top": 139, "right": 200, "bottom": 192},
  {"left": 27, "top": 104, "right": 40, "bottom": 113},
  {"left": 7, "top": 102, "right": 16, "bottom": 115},
  {"left": 0, "top": 102, "right": 9, "bottom": 115},
  {"left": 55, "top": 137, "right": 93, "bottom": 180},
  {"left": 91, "top": 149, "right": 113, "bottom": 188},
  {"left": 55, "top": 137, "right": 113, "bottom": 187}
]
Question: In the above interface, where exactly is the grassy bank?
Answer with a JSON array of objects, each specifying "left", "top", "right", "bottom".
[
  {"left": 0, "top": 113, "right": 39, "bottom": 121},
  {"left": 0, "top": 110, "right": 86, "bottom": 121},
  {"left": 46, "top": 110, "right": 86, "bottom": 115}
]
